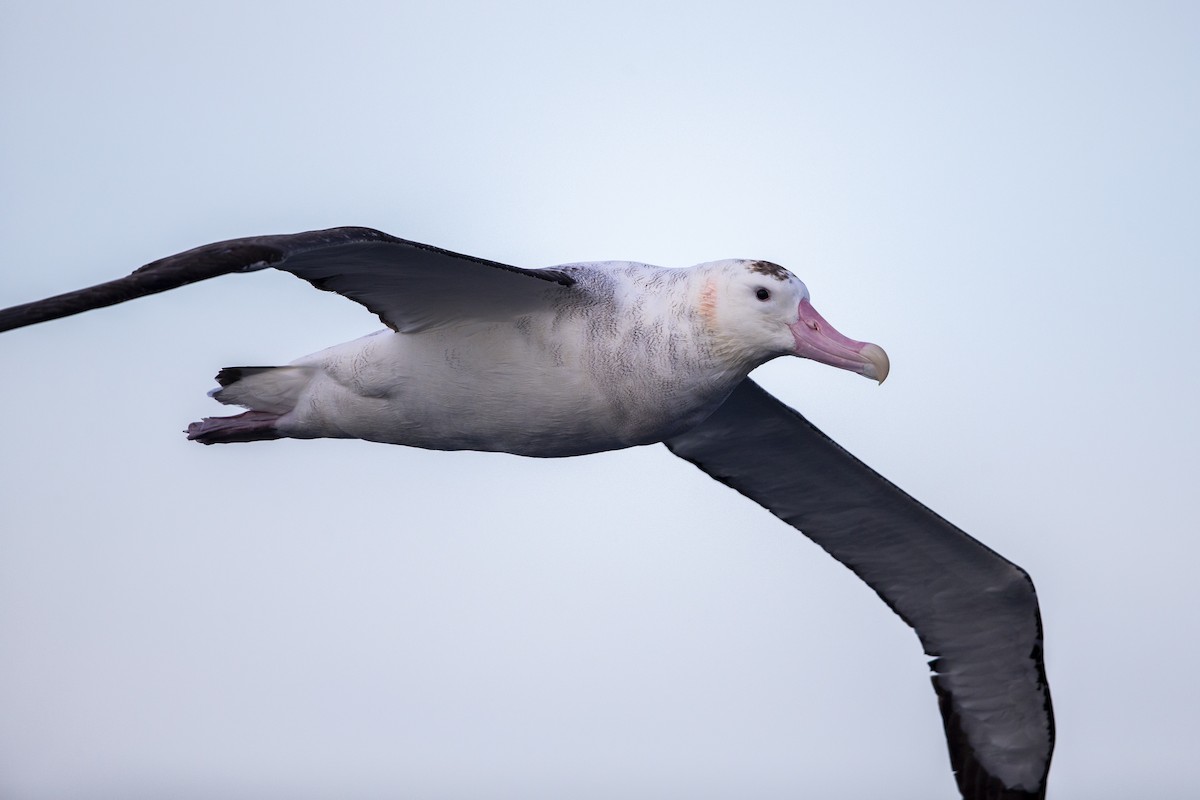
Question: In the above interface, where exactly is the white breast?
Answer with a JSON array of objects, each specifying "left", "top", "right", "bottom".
[{"left": 275, "top": 264, "right": 752, "bottom": 456}]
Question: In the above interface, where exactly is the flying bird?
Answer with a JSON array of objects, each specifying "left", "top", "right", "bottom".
[{"left": 0, "top": 227, "right": 1054, "bottom": 799}]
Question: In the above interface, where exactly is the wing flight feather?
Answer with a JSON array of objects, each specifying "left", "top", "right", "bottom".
[
  {"left": 0, "top": 227, "right": 576, "bottom": 334},
  {"left": 666, "top": 379, "right": 1054, "bottom": 800}
]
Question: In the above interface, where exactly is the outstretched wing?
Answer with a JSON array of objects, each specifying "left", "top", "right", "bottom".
[
  {"left": 0, "top": 227, "right": 577, "bottom": 334},
  {"left": 665, "top": 379, "right": 1054, "bottom": 800}
]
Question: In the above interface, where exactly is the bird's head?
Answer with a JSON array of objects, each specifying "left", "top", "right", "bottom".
[{"left": 697, "top": 259, "right": 889, "bottom": 383}]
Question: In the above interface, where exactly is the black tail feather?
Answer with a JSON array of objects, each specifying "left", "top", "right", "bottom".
[{"left": 214, "top": 366, "right": 279, "bottom": 387}]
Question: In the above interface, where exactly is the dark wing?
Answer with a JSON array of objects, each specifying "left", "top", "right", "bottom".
[
  {"left": 0, "top": 227, "right": 576, "bottom": 334},
  {"left": 665, "top": 379, "right": 1054, "bottom": 800}
]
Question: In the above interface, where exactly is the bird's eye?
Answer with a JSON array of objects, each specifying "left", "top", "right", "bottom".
[{"left": 755, "top": 288, "right": 771, "bottom": 301}]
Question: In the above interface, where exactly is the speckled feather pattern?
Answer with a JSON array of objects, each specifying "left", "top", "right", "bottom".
[{"left": 253, "top": 260, "right": 793, "bottom": 457}]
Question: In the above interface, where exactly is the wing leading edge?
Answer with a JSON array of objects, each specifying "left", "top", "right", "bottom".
[
  {"left": 0, "top": 227, "right": 576, "bottom": 334},
  {"left": 665, "top": 379, "right": 1054, "bottom": 800}
]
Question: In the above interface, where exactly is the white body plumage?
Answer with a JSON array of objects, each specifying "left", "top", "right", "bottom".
[{"left": 222, "top": 260, "right": 811, "bottom": 456}]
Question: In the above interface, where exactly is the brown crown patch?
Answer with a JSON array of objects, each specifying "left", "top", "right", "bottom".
[{"left": 747, "top": 260, "right": 791, "bottom": 282}]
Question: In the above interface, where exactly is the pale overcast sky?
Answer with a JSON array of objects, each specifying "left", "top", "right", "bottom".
[{"left": 1, "top": 3, "right": 1197, "bottom": 799}]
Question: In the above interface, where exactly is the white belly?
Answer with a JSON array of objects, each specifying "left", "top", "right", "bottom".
[{"left": 276, "top": 315, "right": 742, "bottom": 457}]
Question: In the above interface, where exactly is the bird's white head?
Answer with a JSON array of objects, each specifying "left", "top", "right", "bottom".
[{"left": 696, "top": 259, "right": 889, "bottom": 383}]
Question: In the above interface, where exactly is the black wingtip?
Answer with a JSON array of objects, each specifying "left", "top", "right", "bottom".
[
  {"left": 0, "top": 241, "right": 287, "bottom": 334},
  {"left": 664, "top": 379, "right": 1055, "bottom": 800},
  {"left": 932, "top": 668, "right": 1051, "bottom": 800}
]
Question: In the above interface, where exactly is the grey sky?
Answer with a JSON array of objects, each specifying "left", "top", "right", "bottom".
[{"left": 1, "top": 3, "right": 1197, "bottom": 799}]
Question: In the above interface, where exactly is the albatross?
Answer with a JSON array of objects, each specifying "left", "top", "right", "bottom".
[{"left": 0, "top": 226, "right": 1054, "bottom": 799}]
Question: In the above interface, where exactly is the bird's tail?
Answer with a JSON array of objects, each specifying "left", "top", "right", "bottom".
[{"left": 186, "top": 365, "right": 314, "bottom": 445}]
